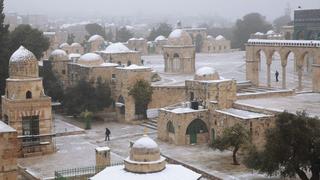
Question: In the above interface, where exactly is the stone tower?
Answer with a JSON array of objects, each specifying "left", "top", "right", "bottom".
[{"left": 1, "top": 46, "right": 54, "bottom": 157}]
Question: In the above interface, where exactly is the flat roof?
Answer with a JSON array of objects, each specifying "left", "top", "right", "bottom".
[
  {"left": 0, "top": 121, "right": 16, "bottom": 133},
  {"left": 215, "top": 108, "right": 271, "bottom": 120}
]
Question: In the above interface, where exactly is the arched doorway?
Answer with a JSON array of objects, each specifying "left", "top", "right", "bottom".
[
  {"left": 195, "top": 34, "right": 203, "bottom": 53},
  {"left": 186, "top": 119, "right": 208, "bottom": 144},
  {"left": 26, "top": 91, "right": 32, "bottom": 99},
  {"left": 117, "top": 95, "right": 125, "bottom": 115},
  {"left": 173, "top": 53, "right": 180, "bottom": 72}
]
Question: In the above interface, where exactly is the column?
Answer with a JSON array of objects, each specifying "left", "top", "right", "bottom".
[
  {"left": 267, "top": 63, "right": 271, "bottom": 87},
  {"left": 297, "top": 66, "right": 303, "bottom": 91},
  {"left": 282, "top": 65, "right": 286, "bottom": 89}
]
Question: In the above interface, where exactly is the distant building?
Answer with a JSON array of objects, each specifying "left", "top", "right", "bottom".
[{"left": 294, "top": 9, "right": 320, "bottom": 40}]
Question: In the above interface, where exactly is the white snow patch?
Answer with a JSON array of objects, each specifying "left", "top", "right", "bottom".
[
  {"left": 59, "top": 43, "right": 70, "bottom": 48},
  {"left": 155, "top": 35, "right": 166, "bottom": 42},
  {"left": 104, "top": 43, "right": 131, "bottom": 53},
  {"left": 170, "top": 107, "right": 197, "bottom": 114},
  {"left": 0, "top": 121, "right": 16, "bottom": 133},
  {"left": 147, "top": 109, "right": 159, "bottom": 119},
  {"left": 254, "top": 32, "right": 264, "bottom": 35},
  {"left": 169, "top": 29, "right": 183, "bottom": 38},
  {"left": 196, "top": 67, "right": 217, "bottom": 76},
  {"left": 51, "top": 49, "right": 67, "bottom": 57},
  {"left": 120, "top": 64, "right": 150, "bottom": 70},
  {"left": 215, "top": 108, "right": 271, "bottom": 119},
  {"left": 79, "top": 53, "right": 103, "bottom": 62},
  {"left": 266, "top": 30, "right": 275, "bottom": 35},
  {"left": 88, "top": 35, "right": 104, "bottom": 42},
  {"left": 10, "top": 46, "right": 36, "bottom": 62},
  {"left": 215, "top": 35, "right": 225, "bottom": 40},
  {"left": 132, "top": 135, "right": 158, "bottom": 149}
]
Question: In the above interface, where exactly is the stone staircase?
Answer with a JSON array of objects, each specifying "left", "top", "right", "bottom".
[{"left": 140, "top": 119, "right": 157, "bottom": 130}]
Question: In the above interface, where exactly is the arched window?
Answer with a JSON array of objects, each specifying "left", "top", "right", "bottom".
[
  {"left": 186, "top": 119, "right": 208, "bottom": 135},
  {"left": 26, "top": 91, "right": 32, "bottom": 99},
  {"left": 167, "top": 121, "right": 175, "bottom": 133}
]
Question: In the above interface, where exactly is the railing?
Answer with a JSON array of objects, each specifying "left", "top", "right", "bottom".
[{"left": 54, "top": 162, "right": 124, "bottom": 180}]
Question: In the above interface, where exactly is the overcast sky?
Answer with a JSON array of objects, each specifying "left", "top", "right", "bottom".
[{"left": 4, "top": 0, "right": 320, "bottom": 21}]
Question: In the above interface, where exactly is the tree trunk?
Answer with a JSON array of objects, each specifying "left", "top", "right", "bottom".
[
  {"left": 232, "top": 147, "right": 240, "bottom": 165},
  {"left": 295, "top": 168, "right": 309, "bottom": 180}
]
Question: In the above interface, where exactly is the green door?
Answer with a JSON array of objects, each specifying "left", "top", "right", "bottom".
[{"left": 190, "top": 133, "right": 197, "bottom": 144}]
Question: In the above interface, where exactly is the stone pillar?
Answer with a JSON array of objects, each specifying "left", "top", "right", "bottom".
[
  {"left": 245, "top": 47, "right": 259, "bottom": 86},
  {"left": 282, "top": 65, "right": 286, "bottom": 89},
  {"left": 312, "top": 63, "right": 320, "bottom": 92},
  {"left": 297, "top": 66, "right": 303, "bottom": 91},
  {"left": 266, "top": 56, "right": 272, "bottom": 88},
  {"left": 95, "top": 147, "right": 111, "bottom": 168}
]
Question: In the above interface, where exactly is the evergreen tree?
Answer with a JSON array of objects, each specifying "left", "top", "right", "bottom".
[
  {"left": 67, "top": 33, "right": 75, "bottom": 45},
  {"left": 147, "top": 23, "right": 172, "bottom": 41},
  {"left": 244, "top": 111, "right": 320, "bottom": 180},
  {"left": 212, "top": 123, "right": 250, "bottom": 165},
  {"left": 116, "top": 27, "right": 133, "bottom": 42},
  {"left": 9, "top": 24, "right": 50, "bottom": 59},
  {"left": 0, "top": 0, "right": 10, "bottom": 96},
  {"left": 129, "top": 80, "right": 153, "bottom": 119},
  {"left": 85, "top": 23, "right": 106, "bottom": 39}
]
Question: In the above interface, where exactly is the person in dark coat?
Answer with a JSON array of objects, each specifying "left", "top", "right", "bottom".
[
  {"left": 275, "top": 70, "right": 279, "bottom": 82},
  {"left": 105, "top": 128, "right": 111, "bottom": 141}
]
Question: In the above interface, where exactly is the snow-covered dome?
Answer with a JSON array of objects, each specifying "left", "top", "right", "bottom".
[
  {"left": 49, "top": 49, "right": 68, "bottom": 61},
  {"left": 194, "top": 67, "right": 220, "bottom": 81},
  {"left": 154, "top": 35, "right": 166, "bottom": 42},
  {"left": 207, "top": 35, "right": 213, "bottom": 39},
  {"left": 9, "top": 46, "right": 39, "bottom": 78},
  {"left": 129, "top": 37, "right": 137, "bottom": 41},
  {"left": 255, "top": 32, "right": 264, "bottom": 36},
  {"left": 78, "top": 53, "right": 103, "bottom": 66},
  {"left": 215, "top": 35, "right": 225, "bottom": 41},
  {"left": 168, "top": 29, "right": 193, "bottom": 46},
  {"left": 124, "top": 135, "right": 166, "bottom": 173},
  {"left": 104, "top": 43, "right": 131, "bottom": 53},
  {"left": 71, "top": 42, "right": 82, "bottom": 47},
  {"left": 266, "top": 30, "right": 275, "bottom": 35},
  {"left": 59, "top": 43, "right": 70, "bottom": 49},
  {"left": 88, "top": 34, "right": 104, "bottom": 43}
]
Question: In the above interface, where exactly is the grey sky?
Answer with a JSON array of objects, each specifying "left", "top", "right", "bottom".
[{"left": 4, "top": 0, "right": 320, "bottom": 21}]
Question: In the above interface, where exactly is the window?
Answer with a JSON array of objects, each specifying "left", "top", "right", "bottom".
[
  {"left": 167, "top": 121, "right": 175, "bottom": 133},
  {"left": 112, "top": 74, "right": 116, "bottom": 79},
  {"left": 22, "top": 116, "right": 40, "bottom": 142},
  {"left": 26, "top": 91, "right": 32, "bottom": 99},
  {"left": 3, "top": 115, "right": 8, "bottom": 125},
  {"left": 62, "top": 69, "right": 66, "bottom": 75}
]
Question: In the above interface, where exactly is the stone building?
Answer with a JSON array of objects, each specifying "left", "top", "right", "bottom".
[
  {"left": 67, "top": 53, "right": 118, "bottom": 87},
  {"left": 202, "top": 35, "right": 232, "bottom": 53},
  {"left": 1, "top": 46, "right": 54, "bottom": 157},
  {"left": 115, "top": 65, "right": 152, "bottom": 122},
  {"left": 44, "top": 49, "right": 70, "bottom": 87},
  {"left": 70, "top": 42, "right": 84, "bottom": 54},
  {"left": 98, "top": 43, "right": 141, "bottom": 66},
  {"left": 88, "top": 34, "right": 105, "bottom": 52},
  {"left": 90, "top": 135, "right": 202, "bottom": 180},
  {"left": 250, "top": 31, "right": 284, "bottom": 40},
  {"left": 163, "top": 29, "right": 196, "bottom": 74},
  {"left": 157, "top": 67, "right": 274, "bottom": 147},
  {"left": 127, "top": 38, "right": 148, "bottom": 55},
  {"left": 0, "top": 121, "right": 18, "bottom": 180},
  {"left": 154, "top": 35, "right": 168, "bottom": 54},
  {"left": 59, "top": 43, "right": 72, "bottom": 54},
  {"left": 294, "top": 8, "right": 320, "bottom": 40}
]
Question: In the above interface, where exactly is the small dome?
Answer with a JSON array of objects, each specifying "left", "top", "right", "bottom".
[
  {"left": 215, "top": 35, "right": 225, "bottom": 41},
  {"left": 104, "top": 43, "right": 131, "bottom": 53},
  {"left": 59, "top": 43, "right": 70, "bottom": 49},
  {"left": 195, "top": 67, "right": 220, "bottom": 81},
  {"left": 49, "top": 49, "right": 68, "bottom": 61},
  {"left": 255, "top": 32, "right": 264, "bottom": 36},
  {"left": 155, "top": 35, "right": 166, "bottom": 42},
  {"left": 207, "top": 35, "right": 213, "bottom": 39},
  {"left": 10, "top": 46, "right": 37, "bottom": 63},
  {"left": 132, "top": 135, "right": 159, "bottom": 150},
  {"left": 88, "top": 34, "right": 104, "bottom": 43},
  {"left": 78, "top": 53, "right": 103, "bottom": 66},
  {"left": 71, "top": 42, "right": 82, "bottom": 47},
  {"left": 168, "top": 29, "right": 192, "bottom": 46},
  {"left": 129, "top": 37, "right": 137, "bottom": 41}
]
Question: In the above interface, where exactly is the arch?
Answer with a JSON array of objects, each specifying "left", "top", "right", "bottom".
[
  {"left": 117, "top": 95, "right": 125, "bottom": 115},
  {"left": 3, "top": 115, "right": 8, "bottom": 125},
  {"left": 26, "top": 91, "right": 32, "bottom": 99},
  {"left": 173, "top": 53, "right": 179, "bottom": 58},
  {"left": 195, "top": 34, "right": 203, "bottom": 53},
  {"left": 127, "top": 60, "right": 132, "bottom": 66},
  {"left": 186, "top": 119, "right": 208, "bottom": 135},
  {"left": 167, "top": 121, "right": 175, "bottom": 133},
  {"left": 173, "top": 53, "right": 180, "bottom": 72}
]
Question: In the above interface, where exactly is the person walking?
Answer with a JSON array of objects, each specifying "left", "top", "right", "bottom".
[
  {"left": 275, "top": 70, "right": 279, "bottom": 82},
  {"left": 105, "top": 128, "right": 111, "bottom": 141}
]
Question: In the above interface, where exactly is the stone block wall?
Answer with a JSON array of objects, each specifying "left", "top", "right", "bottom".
[{"left": 149, "top": 86, "right": 186, "bottom": 109}]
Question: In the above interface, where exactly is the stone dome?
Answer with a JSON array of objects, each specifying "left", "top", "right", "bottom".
[
  {"left": 124, "top": 135, "right": 166, "bottom": 173},
  {"left": 88, "top": 34, "right": 104, "bottom": 43},
  {"left": 9, "top": 46, "right": 39, "bottom": 78},
  {"left": 78, "top": 53, "right": 104, "bottom": 66},
  {"left": 194, "top": 67, "right": 220, "bottom": 81},
  {"left": 168, "top": 29, "right": 193, "bottom": 46},
  {"left": 266, "top": 30, "right": 275, "bottom": 35},
  {"left": 71, "top": 42, "right": 82, "bottom": 47},
  {"left": 59, "top": 43, "right": 70, "bottom": 49},
  {"left": 104, "top": 43, "right": 131, "bottom": 53},
  {"left": 49, "top": 49, "right": 68, "bottom": 61},
  {"left": 155, "top": 35, "right": 166, "bottom": 42},
  {"left": 215, "top": 35, "right": 225, "bottom": 41}
]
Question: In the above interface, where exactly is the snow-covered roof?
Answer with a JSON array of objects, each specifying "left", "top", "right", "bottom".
[
  {"left": 59, "top": 43, "right": 70, "bottom": 48},
  {"left": 247, "top": 39, "right": 320, "bottom": 47},
  {"left": 88, "top": 34, "right": 104, "bottom": 42},
  {"left": 207, "top": 35, "right": 213, "bottom": 39},
  {"left": 196, "top": 67, "right": 217, "bottom": 76},
  {"left": 155, "top": 35, "right": 166, "bottom": 42},
  {"left": 170, "top": 108, "right": 197, "bottom": 114},
  {"left": 104, "top": 43, "right": 131, "bottom": 53},
  {"left": 215, "top": 35, "right": 225, "bottom": 40},
  {"left": 138, "top": 37, "right": 145, "bottom": 40},
  {"left": 10, "top": 46, "right": 36, "bottom": 63},
  {"left": 0, "top": 121, "right": 16, "bottom": 133},
  {"left": 132, "top": 135, "right": 158, "bottom": 149},
  {"left": 100, "top": 62, "right": 119, "bottom": 67},
  {"left": 43, "top": 32, "right": 56, "bottom": 36},
  {"left": 266, "top": 30, "right": 275, "bottom": 35},
  {"left": 129, "top": 38, "right": 137, "bottom": 41},
  {"left": 78, "top": 53, "right": 103, "bottom": 64},
  {"left": 90, "top": 164, "right": 202, "bottom": 180},
  {"left": 254, "top": 32, "right": 264, "bottom": 36},
  {"left": 120, "top": 64, "right": 150, "bottom": 70},
  {"left": 71, "top": 42, "right": 82, "bottom": 47},
  {"left": 215, "top": 108, "right": 271, "bottom": 119},
  {"left": 169, "top": 29, "right": 183, "bottom": 38},
  {"left": 51, "top": 49, "right": 67, "bottom": 57},
  {"left": 68, "top": 53, "right": 81, "bottom": 58}
]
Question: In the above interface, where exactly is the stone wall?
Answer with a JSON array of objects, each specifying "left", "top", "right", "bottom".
[
  {"left": 149, "top": 86, "right": 186, "bottom": 109},
  {"left": 99, "top": 52, "right": 141, "bottom": 66},
  {"left": 0, "top": 122, "right": 18, "bottom": 180}
]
